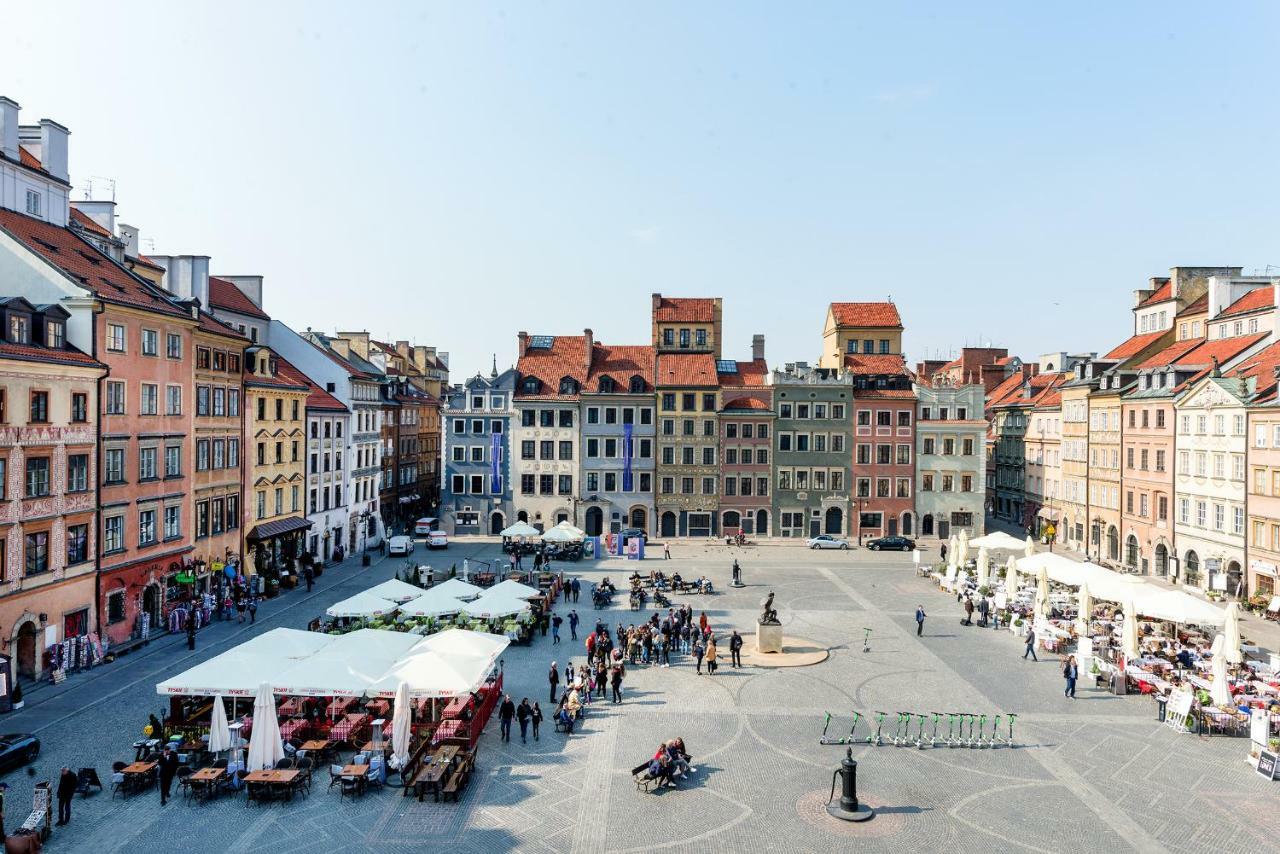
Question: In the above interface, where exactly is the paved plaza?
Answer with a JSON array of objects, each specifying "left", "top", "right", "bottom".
[{"left": 4, "top": 541, "right": 1278, "bottom": 853}]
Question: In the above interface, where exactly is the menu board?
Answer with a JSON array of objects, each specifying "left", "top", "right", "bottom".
[{"left": 1257, "top": 751, "right": 1279, "bottom": 781}]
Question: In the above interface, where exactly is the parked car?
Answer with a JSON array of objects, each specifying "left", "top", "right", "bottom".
[
  {"left": 428, "top": 531, "right": 449, "bottom": 550},
  {"left": 618, "top": 527, "right": 647, "bottom": 545},
  {"left": 866, "top": 535, "right": 915, "bottom": 551},
  {"left": 807, "top": 534, "right": 850, "bottom": 550},
  {"left": 0, "top": 733, "right": 39, "bottom": 771},
  {"left": 387, "top": 535, "right": 414, "bottom": 556},
  {"left": 414, "top": 517, "right": 439, "bottom": 537}
]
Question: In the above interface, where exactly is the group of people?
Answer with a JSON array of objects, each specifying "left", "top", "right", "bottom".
[
  {"left": 497, "top": 695, "right": 545, "bottom": 743},
  {"left": 643, "top": 738, "right": 695, "bottom": 788}
]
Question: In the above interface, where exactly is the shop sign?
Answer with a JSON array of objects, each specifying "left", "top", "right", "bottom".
[{"left": 1257, "top": 750, "right": 1279, "bottom": 781}]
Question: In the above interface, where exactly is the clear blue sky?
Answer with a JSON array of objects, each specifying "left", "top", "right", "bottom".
[{"left": 5, "top": 3, "right": 1278, "bottom": 376}]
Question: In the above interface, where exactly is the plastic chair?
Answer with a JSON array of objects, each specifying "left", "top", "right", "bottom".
[{"left": 328, "top": 764, "right": 344, "bottom": 789}]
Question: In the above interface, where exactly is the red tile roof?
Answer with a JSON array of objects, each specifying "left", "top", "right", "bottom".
[
  {"left": 829, "top": 302, "right": 902, "bottom": 329},
  {"left": 722, "top": 396, "right": 771, "bottom": 411},
  {"left": 1135, "top": 338, "right": 1204, "bottom": 370},
  {"left": 69, "top": 207, "right": 112, "bottom": 238},
  {"left": 717, "top": 358, "right": 768, "bottom": 388},
  {"left": 129, "top": 254, "right": 165, "bottom": 272},
  {"left": 245, "top": 351, "right": 311, "bottom": 391},
  {"left": 1218, "top": 286, "right": 1274, "bottom": 319},
  {"left": 209, "top": 276, "right": 270, "bottom": 320},
  {"left": 1171, "top": 333, "right": 1271, "bottom": 387},
  {"left": 987, "top": 372, "right": 1029, "bottom": 408},
  {"left": 1138, "top": 281, "right": 1172, "bottom": 307},
  {"left": 842, "top": 353, "right": 910, "bottom": 376},
  {"left": 856, "top": 388, "right": 917, "bottom": 400},
  {"left": 656, "top": 353, "right": 718, "bottom": 388},
  {"left": 1233, "top": 340, "right": 1280, "bottom": 400},
  {"left": 586, "top": 344, "right": 654, "bottom": 391},
  {"left": 0, "top": 340, "right": 104, "bottom": 369},
  {"left": 18, "top": 147, "right": 40, "bottom": 170},
  {"left": 1103, "top": 330, "right": 1167, "bottom": 361},
  {"left": 1178, "top": 293, "right": 1208, "bottom": 316},
  {"left": 196, "top": 310, "right": 249, "bottom": 342},
  {"left": 653, "top": 297, "right": 716, "bottom": 323},
  {"left": 516, "top": 335, "right": 589, "bottom": 399},
  {"left": 0, "top": 209, "right": 188, "bottom": 317}
]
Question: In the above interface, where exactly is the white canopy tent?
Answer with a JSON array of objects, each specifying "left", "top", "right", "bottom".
[
  {"left": 463, "top": 593, "right": 532, "bottom": 619},
  {"left": 271, "top": 630, "right": 422, "bottom": 697},
  {"left": 325, "top": 591, "right": 400, "bottom": 619},
  {"left": 430, "top": 578, "right": 484, "bottom": 601},
  {"left": 364, "top": 578, "right": 429, "bottom": 604},
  {"left": 413, "top": 628, "right": 509, "bottom": 667},
  {"left": 968, "top": 531, "right": 1027, "bottom": 552},
  {"left": 485, "top": 579, "right": 542, "bottom": 600},
  {"left": 156, "top": 629, "right": 335, "bottom": 697},
  {"left": 541, "top": 525, "right": 582, "bottom": 543},
  {"left": 500, "top": 522, "right": 540, "bottom": 538},
  {"left": 1137, "top": 590, "right": 1227, "bottom": 627},
  {"left": 398, "top": 588, "right": 468, "bottom": 618},
  {"left": 367, "top": 648, "right": 499, "bottom": 699}
]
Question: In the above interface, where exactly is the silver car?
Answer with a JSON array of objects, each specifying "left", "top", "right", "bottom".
[{"left": 807, "top": 534, "right": 850, "bottom": 550}]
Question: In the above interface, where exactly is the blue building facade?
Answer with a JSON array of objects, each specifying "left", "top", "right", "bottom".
[{"left": 441, "top": 367, "right": 517, "bottom": 535}]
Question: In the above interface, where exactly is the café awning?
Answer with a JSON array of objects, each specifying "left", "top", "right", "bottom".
[{"left": 247, "top": 516, "right": 312, "bottom": 541}]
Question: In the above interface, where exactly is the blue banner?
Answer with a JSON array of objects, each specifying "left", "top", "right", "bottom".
[
  {"left": 622, "top": 423, "right": 634, "bottom": 492},
  {"left": 490, "top": 432, "right": 502, "bottom": 494}
]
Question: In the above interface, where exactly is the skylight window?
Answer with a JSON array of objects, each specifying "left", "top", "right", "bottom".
[
  {"left": 529, "top": 335, "right": 554, "bottom": 349},
  {"left": 716, "top": 360, "right": 738, "bottom": 374}
]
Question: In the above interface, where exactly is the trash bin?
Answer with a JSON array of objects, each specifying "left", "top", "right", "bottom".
[
  {"left": 1155, "top": 697, "right": 1167, "bottom": 722},
  {"left": 1111, "top": 672, "right": 1127, "bottom": 696},
  {"left": 362, "top": 554, "right": 371, "bottom": 567}
]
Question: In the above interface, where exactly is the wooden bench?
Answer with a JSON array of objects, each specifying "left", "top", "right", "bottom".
[
  {"left": 631, "top": 762, "right": 658, "bottom": 792},
  {"left": 441, "top": 766, "right": 468, "bottom": 802}
]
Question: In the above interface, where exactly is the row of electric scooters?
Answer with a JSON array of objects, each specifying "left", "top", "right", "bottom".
[{"left": 819, "top": 711, "right": 1017, "bottom": 748}]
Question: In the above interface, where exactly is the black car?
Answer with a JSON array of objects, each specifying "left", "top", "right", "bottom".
[
  {"left": 866, "top": 535, "right": 915, "bottom": 551},
  {"left": 0, "top": 733, "right": 40, "bottom": 771}
]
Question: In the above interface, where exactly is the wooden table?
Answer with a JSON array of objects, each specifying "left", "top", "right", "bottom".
[
  {"left": 340, "top": 764, "right": 370, "bottom": 777},
  {"left": 121, "top": 761, "right": 157, "bottom": 797},
  {"left": 243, "top": 769, "right": 301, "bottom": 784},
  {"left": 414, "top": 745, "right": 459, "bottom": 802},
  {"left": 186, "top": 767, "right": 227, "bottom": 801},
  {"left": 299, "top": 739, "right": 333, "bottom": 754}
]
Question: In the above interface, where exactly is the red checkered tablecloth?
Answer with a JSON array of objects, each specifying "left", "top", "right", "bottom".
[{"left": 330, "top": 713, "right": 369, "bottom": 742}]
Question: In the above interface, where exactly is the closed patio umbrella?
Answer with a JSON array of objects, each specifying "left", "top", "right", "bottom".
[
  {"left": 246, "top": 682, "right": 285, "bottom": 771},
  {"left": 392, "top": 680, "right": 412, "bottom": 768},
  {"left": 1122, "top": 601, "right": 1140, "bottom": 663},
  {"left": 1222, "top": 602, "right": 1243, "bottom": 665},
  {"left": 1024, "top": 534, "right": 1035, "bottom": 558},
  {"left": 958, "top": 529, "right": 970, "bottom": 565},
  {"left": 1004, "top": 556, "right": 1018, "bottom": 600},
  {"left": 1076, "top": 583, "right": 1092, "bottom": 637},
  {"left": 207, "top": 694, "right": 232, "bottom": 754},
  {"left": 975, "top": 547, "right": 989, "bottom": 589},
  {"left": 1034, "top": 568, "right": 1049, "bottom": 619},
  {"left": 1209, "top": 634, "right": 1232, "bottom": 708}
]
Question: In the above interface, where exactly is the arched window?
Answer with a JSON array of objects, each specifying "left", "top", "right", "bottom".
[
  {"left": 1107, "top": 526, "right": 1119, "bottom": 561},
  {"left": 1184, "top": 550, "right": 1200, "bottom": 584},
  {"left": 1125, "top": 535, "right": 1138, "bottom": 567},
  {"left": 629, "top": 375, "right": 646, "bottom": 393}
]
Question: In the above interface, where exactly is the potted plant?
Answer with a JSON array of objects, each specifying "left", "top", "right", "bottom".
[{"left": 11, "top": 683, "right": 22, "bottom": 711}]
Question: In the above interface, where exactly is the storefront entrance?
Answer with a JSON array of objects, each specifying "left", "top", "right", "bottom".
[{"left": 14, "top": 622, "right": 37, "bottom": 680}]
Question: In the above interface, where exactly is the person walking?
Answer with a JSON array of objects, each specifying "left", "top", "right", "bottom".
[
  {"left": 303, "top": 561, "right": 315, "bottom": 592},
  {"left": 705, "top": 637, "right": 718, "bottom": 675},
  {"left": 963, "top": 596, "right": 975, "bottom": 626},
  {"left": 1023, "top": 625, "right": 1039, "bottom": 661},
  {"left": 552, "top": 613, "right": 562, "bottom": 644},
  {"left": 610, "top": 663, "right": 624, "bottom": 704},
  {"left": 730, "top": 630, "right": 743, "bottom": 668},
  {"left": 1063, "top": 655, "right": 1079, "bottom": 698},
  {"left": 531, "top": 702, "right": 543, "bottom": 740},
  {"left": 940, "top": 542, "right": 948, "bottom": 563},
  {"left": 56, "top": 767, "right": 77, "bottom": 826},
  {"left": 498, "top": 694, "right": 515, "bottom": 742},
  {"left": 248, "top": 596, "right": 258, "bottom": 624},
  {"left": 664, "top": 542, "right": 671, "bottom": 560},
  {"left": 158, "top": 745, "right": 180, "bottom": 805},
  {"left": 548, "top": 662, "right": 560, "bottom": 703},
  {"left": 235, "top": 591, "right": 247, "bottom": 624},
  {"left": 571, "top": 577, "right": 581, "bottom": 603},
  {"left": 915, "top": 605, "right": 926, "bottom": 636},
  {"left": 568, "top": 610, "right": 579, "bottom": 641},
  {"left": 516, "top": 698, "right": 532, "bottom": 743},
  {"left": 692, "top": 636, "right": 705, "bottom": 675}
]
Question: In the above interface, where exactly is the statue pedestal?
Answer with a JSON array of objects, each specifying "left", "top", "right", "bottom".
[{"left": 756, "top": 622, "right": 783, "bottom": 654}]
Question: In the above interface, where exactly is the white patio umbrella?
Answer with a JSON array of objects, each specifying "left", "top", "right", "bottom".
[
  {"left": 969, "top": 531, "right": 1028, "bottom": 552},
  {"left": 431, "top": 578, "right": 484, "bottom": 601},
  {"left": 1024, "top": 534, "right": 1035, "bottom": 558},
  {"left": 975, "top": 547, "right": 989, "bottom": 589},
  {"left": 207, "top": 694, "right": 232, "bottom": 753},
  {"left": 462, "top": 559, "right": 470, "bottom": 581},
  {"left": 541, "top": 525, "right": 581, "bottom": 543},
  {"left": 555, "top": 520, "right": 587, "bottom": 538},
  {"left": 1034, "top": 567, "right": 1049, "bottom": 619},
  {"left": 958, "top": 529, "right": 970, "bottom": 565},
  {"left": 364, "top": 578, "right": 427, "bottom": 604},
  {"left": 246, "top": 682, "right": 285, "bottom": 771},
  {"left": 1222, "top": 602, "right": 1243, "bottom": 665},
  {"left": 398, "top": 588, "right": 467, "bottom": 619},
  {"left": 325, "top": 591, "right": 399, "bottom": 619},
  {"left": 1076, "top": 583, "right": 1092, "bottom": 636},
  {"left": 486, "top": 579, "right": 542, "bottom": 600},
  {"left": 1121, "top": 601, "right": 1140, "bottom": 663},
  {"left": 500, "top": 522, "right": 540, "bottom": 538},
  {"left": 391, "top": 680, "right": 412, "bottom": 768},
  {"left": 1004, "top": 555, "right": 1018, "bottom": 600},
  {"left": 463, "top": 593, "right": 532, "bottom": 619},
  {"left": 1209, "top": 634, "right": 1232, "bottom": 708}
]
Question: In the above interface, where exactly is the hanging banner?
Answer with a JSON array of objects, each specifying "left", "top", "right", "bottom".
[
  {"left": 490, "top": 432, "right": 502, "bottom": 494},
  {"left": 622, "top": 423, "right": 634, "bottom": 492}
]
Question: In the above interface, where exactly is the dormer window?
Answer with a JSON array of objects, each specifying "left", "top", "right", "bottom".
[
  {"left": 558, "top": 377, "right": 579, "bottom": 395},
  {"left": 629, "top": 375, "right": 645, "bottom": 394},
  {"left": 46, "top": 321, "right": 64, "bottom": 349},
  {"left": 8, "top": 314, "right": 30, "bottom": 344},
  {"left": 598, "top": 376, "right": 616, "bottom": 393},
  {"left": 521, "top": 377, "right": 541, "bottom": 395}
]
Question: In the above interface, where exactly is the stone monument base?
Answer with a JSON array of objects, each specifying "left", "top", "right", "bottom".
[{"left": 756, "top": 622, "right": 783, "bottom": 653}]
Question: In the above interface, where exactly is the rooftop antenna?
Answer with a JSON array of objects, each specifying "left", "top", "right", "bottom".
[{"left": 83, "top": 176, "right": 117, "bottom": 201}]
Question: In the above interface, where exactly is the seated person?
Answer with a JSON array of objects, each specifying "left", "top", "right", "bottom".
[
  {"left": 645, "top": 754, "right": 672, "bottom": 787},
  {"left": 558, "top": 706, "right": 575, "bottom": 734},
  {"left": 665, "top": 739, "right": 693, "bottom": 777},
  {"left": 564, "top": 689, "right": 583, "bottom": 719},
  {"left": 1176, "top": 648, "right": 1195, "bottom": 670},
  {"left": 671, "top": 572, "right": 683, "bottom": 589}
]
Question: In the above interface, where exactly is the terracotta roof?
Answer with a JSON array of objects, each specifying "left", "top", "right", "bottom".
[
  {"left": 1174, "top": 332, "right": 1268, "bottom": 368},
  {"left": 1032, "top": 387, "right": 1062, "bottom": 408},
  {"left": 1135, "top": 338, "right": 1203, "bottom": 370},
  {"left": 244, "top": 350, "right": 310, "bottom": 391},
  {"left": 855, "top": 388, "right": 917, "bottom": 400},
  {"left": 129, "top": 254, "right": 165, "bottom": 272},
  {"left": 209, "top": 276, "right": 270, "bottom": 320},
  {"left": 829, "top": 302, "right": 902, "bottom": 329},
  {"left": 1217, "top": 286, "right": 1274, "bottom": 319},
  {"left": 987, "top": 372, "right": 1029, "bottom": 408},
  {"left": 721, "top": 396, "right": 771, "bottom": 412},
  {"left": 842, "top": 353, "right": 910, "bottom": 376},
  {"left": 1103, "top": 330, "right": 1166, "bottom": 361},
  {"left": 515, "top": 335, "right": 589, "bottom": 399},
  {"left": 655, "top": 353, "right": 718, "bottom": 388},
  {"left": 586, "top": 343, "right": 654, "bottom": 392},
  {"left": 69, "top": 208, "right": 112, "bottom": 238},
  {"left": 994, "top": 356, "right": 1017, "bottom": 366},
  {"left": 18, "top": 147, "right": 40, "bottom": 170},
  {"left": 653, "top": 297, "right": 716, "bottom": 323},
  {"left": 196, "top": 310, "right": 249, "bottom": 342},
  {"left": 0, "top": 340, "right": 104, "bottom": 368},
  {"left": 0, "top": 209, "right": 188, "bottom": 317},
  {"left": 1137, "top": 281, "right": 1172, "bottom": 308},
  {"left": 717, "top": 358, "right": 768, "bottom": 388},
  {"left": 1178, "top": 293, "right": 1208, "bottom": 316}
]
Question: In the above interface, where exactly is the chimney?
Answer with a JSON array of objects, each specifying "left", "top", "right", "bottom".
[
  {"left": 38, "top": 118, "right": 70, "bottom": 184},
  {"left": 0, "top": 97, "right": 19, "bottom": 162},
  {"left": 118, "top": 223, "right": 140, "bottom": 257},
  {"left": 751, "top": 334, "right": 765, "bottom": 362},
  {"left": 152, "top": 255, "right": 210, "bottom": 308},
  {"left": 70, "top": 200, "right": 116, "bottom": 236},
  {"left": 517, "top": 331, "right": 529, "bottom": 358},
  {"left": 583, "top": 328, "right": 594, "bottom": 374},
  {"left": 329, "top": 337, "right": 350, "bottom": 359}
]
